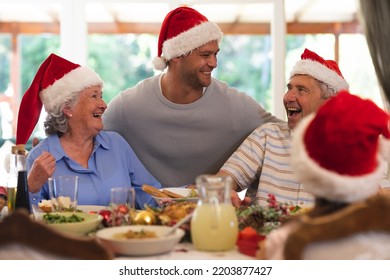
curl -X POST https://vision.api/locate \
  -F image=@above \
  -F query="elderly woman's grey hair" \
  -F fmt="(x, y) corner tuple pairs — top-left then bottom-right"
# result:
(43, 90), (81, 136)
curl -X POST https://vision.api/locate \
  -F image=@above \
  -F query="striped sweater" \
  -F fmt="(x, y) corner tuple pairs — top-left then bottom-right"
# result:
(221, 122), (314, 207)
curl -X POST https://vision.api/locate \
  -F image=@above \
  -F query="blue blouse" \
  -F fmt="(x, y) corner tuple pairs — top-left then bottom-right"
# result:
(27, 131), (161, 209)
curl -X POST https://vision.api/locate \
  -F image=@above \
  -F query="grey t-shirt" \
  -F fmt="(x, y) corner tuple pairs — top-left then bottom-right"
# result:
(103, 74), (279, 187)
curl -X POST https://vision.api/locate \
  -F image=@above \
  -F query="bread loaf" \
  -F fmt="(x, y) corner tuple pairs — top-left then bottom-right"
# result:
(162, 189), (184, 198)
(142, 184), (170, 198)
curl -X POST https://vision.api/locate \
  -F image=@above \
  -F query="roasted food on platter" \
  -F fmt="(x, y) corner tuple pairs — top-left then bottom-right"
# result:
(146, 201), (197, 242)
(146, 201), (197, 226)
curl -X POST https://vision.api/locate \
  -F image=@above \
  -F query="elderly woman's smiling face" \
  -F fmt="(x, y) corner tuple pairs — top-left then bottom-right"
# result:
(66, 85), (107, 136)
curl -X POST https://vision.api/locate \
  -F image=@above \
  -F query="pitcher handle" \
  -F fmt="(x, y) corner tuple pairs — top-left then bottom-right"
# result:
(210, 194), (220, 229)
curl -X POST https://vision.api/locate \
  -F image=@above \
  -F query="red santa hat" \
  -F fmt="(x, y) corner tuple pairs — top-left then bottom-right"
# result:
(16, 53), (103, 144)
(152, 6), (223, 70)
(292, 91), (390, 203)
(290, 48), (349, 92)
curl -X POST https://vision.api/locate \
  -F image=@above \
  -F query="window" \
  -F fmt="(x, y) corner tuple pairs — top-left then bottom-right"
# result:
(0, 33), (384, 142)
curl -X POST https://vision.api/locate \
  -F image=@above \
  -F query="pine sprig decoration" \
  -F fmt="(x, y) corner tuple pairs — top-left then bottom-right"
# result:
(237, 194), (301, 235)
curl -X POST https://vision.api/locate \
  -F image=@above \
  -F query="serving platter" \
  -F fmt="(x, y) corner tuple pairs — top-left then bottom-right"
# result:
(152, 187), (198, 205)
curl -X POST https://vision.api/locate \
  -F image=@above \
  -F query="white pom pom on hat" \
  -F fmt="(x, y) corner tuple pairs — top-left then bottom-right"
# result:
(152, 56), (168, 71)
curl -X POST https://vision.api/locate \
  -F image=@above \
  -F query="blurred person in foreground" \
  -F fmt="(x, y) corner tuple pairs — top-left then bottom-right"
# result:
(259, 91), (390, 260)
(103, 6), (280, 191)
(218, 49), (349, 208)
(16, 53), (162, 209)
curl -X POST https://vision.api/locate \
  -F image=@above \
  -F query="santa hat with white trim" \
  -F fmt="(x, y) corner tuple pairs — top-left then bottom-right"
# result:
(291, 91), (390, 203)
(152, 6), (223, 70)
(290, 48), (349, 92)
(16, 53), (103, 144)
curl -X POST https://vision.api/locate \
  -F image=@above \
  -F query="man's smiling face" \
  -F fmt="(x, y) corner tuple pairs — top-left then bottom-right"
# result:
(284, 75), (328, 129)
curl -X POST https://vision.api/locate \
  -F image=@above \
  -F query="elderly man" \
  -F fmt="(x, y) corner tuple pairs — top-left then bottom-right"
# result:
(218, 48), (349, 208)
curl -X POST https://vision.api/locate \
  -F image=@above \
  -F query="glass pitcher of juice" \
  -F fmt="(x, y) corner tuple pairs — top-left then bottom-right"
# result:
(190, 174), (238, 251)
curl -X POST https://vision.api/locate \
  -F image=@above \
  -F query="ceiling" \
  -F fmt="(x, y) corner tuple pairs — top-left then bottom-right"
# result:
(0, 0), (359, 25)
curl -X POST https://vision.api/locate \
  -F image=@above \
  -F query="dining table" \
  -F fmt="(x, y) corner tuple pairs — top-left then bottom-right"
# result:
(75, 205), (255, 260)
(87, 177), (390, 261)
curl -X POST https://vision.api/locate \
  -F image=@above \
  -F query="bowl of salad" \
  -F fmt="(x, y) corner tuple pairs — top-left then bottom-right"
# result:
(40, 212), (103, 236)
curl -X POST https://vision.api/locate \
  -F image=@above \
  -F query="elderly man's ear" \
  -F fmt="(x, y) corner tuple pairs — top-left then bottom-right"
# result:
(32, 137), (40, 148)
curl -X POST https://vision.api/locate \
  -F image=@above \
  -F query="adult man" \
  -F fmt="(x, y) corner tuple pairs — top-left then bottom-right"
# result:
(103, 6), (279, 188)
(218, 49), (349, 208)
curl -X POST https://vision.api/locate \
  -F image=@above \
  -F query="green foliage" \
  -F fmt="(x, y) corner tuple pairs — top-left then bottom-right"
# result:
(20, 35), (60, 95)
(217, 35), (273, 109)
(88, 34), (155, 104)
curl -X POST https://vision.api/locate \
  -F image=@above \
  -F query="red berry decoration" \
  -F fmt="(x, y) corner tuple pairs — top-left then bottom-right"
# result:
(98, 209), (112, 227)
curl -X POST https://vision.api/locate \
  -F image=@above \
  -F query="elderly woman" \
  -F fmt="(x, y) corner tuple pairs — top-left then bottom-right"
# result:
(17, 53), (161, 209)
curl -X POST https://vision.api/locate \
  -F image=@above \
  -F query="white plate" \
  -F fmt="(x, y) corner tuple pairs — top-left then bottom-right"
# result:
(152, 188), (198, 205)
(96, 225), (185, 256)
(40, 212), (103, 236)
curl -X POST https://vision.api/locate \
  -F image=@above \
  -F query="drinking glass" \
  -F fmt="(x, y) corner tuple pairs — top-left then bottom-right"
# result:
(110, 187), (135, 226)
(48, 176), (79, 212)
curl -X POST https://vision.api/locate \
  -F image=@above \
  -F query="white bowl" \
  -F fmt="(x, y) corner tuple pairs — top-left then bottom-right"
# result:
(95, 225), (185, 256)
(40, 212), (103, 236)
(152, 188), (198, 205)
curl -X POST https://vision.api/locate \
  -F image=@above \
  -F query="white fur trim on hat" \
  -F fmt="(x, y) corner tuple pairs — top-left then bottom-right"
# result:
(290, 60), (349, 92)
(40, 66), (103, 113)
(162, 21), (222, 61)
(291, 114), (383, 203)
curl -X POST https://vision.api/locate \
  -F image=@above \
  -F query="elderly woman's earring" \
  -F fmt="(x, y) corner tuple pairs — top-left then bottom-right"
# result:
(69, 114), (73, 117)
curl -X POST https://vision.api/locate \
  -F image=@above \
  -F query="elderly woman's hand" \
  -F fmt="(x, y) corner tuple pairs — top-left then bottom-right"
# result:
(27, 151), (56, 193)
